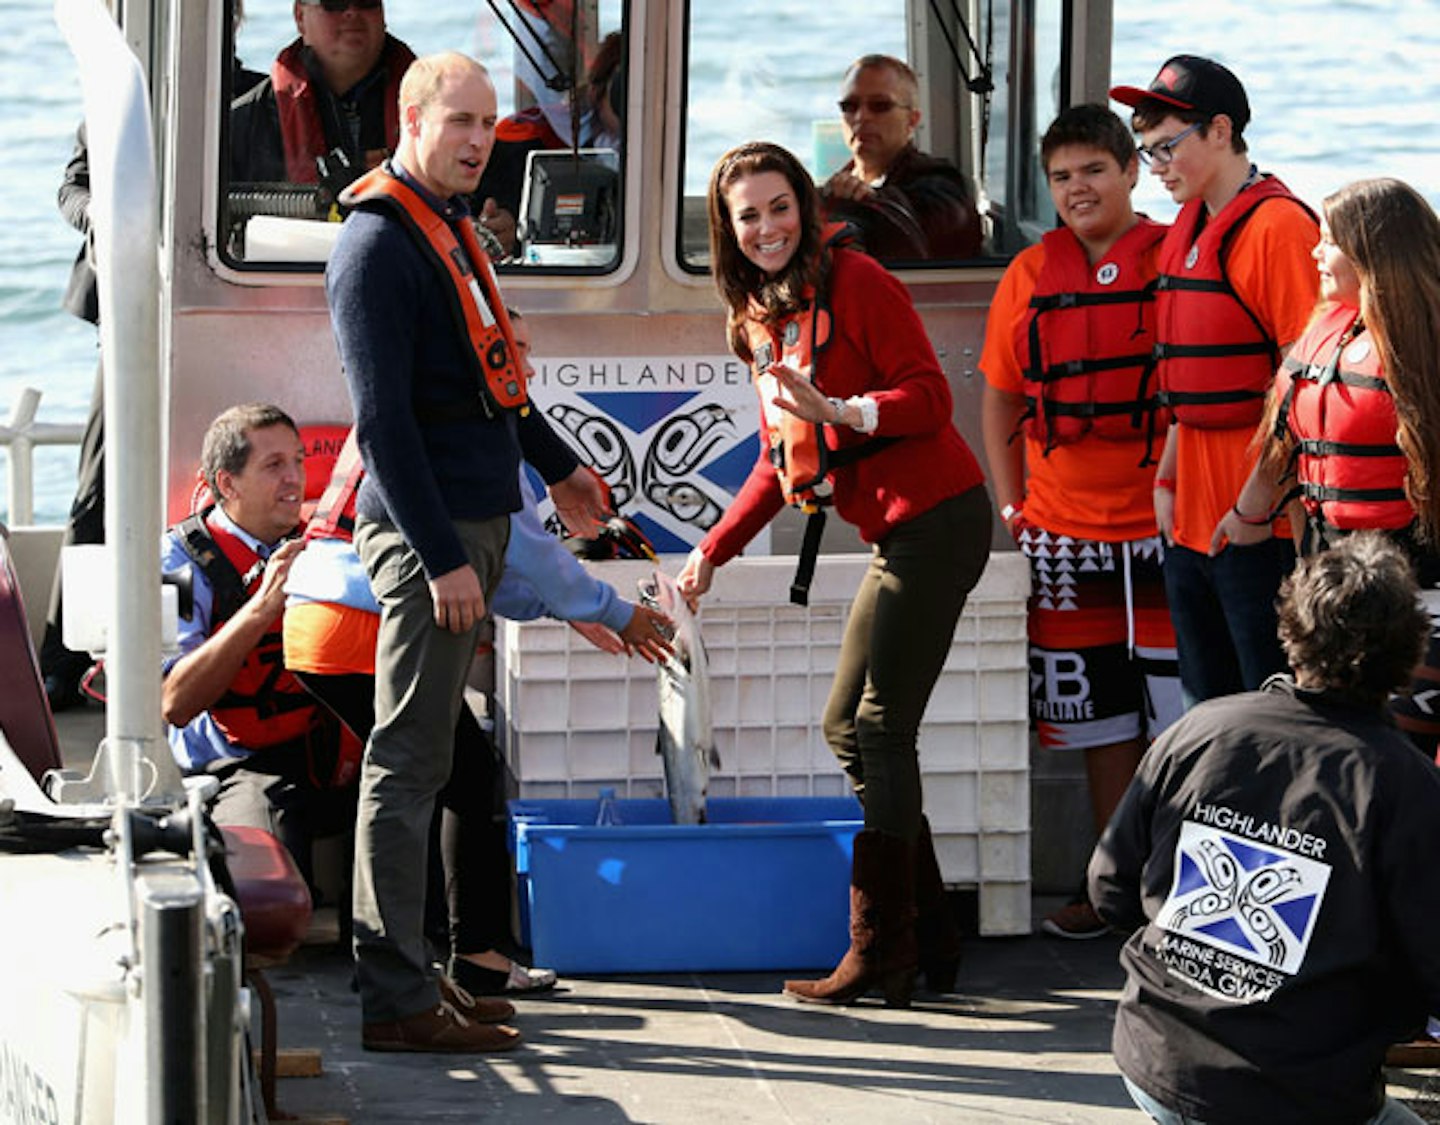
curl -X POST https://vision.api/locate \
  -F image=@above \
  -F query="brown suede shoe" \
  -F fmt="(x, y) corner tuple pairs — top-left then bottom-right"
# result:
(362, 1000), (522, 1053)
(439, 974), (515, 1023)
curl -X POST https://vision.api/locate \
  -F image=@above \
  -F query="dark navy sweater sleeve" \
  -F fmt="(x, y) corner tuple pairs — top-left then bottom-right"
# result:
(517, 407), (579, 485)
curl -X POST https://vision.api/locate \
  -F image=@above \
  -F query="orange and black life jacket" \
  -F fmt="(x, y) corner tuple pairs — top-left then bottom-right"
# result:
(1154, 176), (1314, 429)
(743, 225), (894, 512)
(1018, 218), (1166, 452)
(271, 36), (415, 184)
(343, 165), (529, 419)
(1274, 304), (1412, 533)
(175, 510), (362, 787)
(175, 510), (318, 750)
(742, 225), (895, 604)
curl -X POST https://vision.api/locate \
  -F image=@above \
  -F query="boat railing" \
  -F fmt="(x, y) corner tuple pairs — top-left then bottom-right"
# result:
(0, 387), (85, 526)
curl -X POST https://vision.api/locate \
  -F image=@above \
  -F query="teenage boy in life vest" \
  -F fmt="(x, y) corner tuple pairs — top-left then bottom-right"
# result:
(1110, 55), (1318, 708)
(161, 404), (357, 893)
(980, 104), (1182, 940)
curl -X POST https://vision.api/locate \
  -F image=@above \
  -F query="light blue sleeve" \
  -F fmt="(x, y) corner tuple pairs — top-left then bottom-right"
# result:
(159, 529), (244, 771)
(491, 469), (633, 633)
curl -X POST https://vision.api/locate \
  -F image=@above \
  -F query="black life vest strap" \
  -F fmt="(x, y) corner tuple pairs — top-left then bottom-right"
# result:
(175, 512), (250, 624)
(1284, 364), (1390, 394)
(1155, 274), (1232, 295)
(1154, 340), (1275, 361)
(791, 509), (827, 607)
(1028, 286), (1155, 313)
(1294, 438), (1404, 459)
(1030, 350), (1156, 384)
(1157, 387), (1267, 408)
(1300, 481), (1410, 504)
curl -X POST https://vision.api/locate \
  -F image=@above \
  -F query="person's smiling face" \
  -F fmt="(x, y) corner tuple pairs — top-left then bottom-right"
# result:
(218, 423), (306, 543)
(1313, 218), (1362, 308)
(724, 170), (802, 276)
(1046, 142), (1138, 254)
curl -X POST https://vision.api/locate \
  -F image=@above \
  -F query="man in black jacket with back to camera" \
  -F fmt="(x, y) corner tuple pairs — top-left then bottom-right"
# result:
(1090, 533), (1440, 1125)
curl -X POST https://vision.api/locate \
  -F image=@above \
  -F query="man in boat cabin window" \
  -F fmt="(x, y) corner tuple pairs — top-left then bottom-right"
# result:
(229, 0), (416, 192)
(160, 404), (357, 894)
(820, 53), (983, 264)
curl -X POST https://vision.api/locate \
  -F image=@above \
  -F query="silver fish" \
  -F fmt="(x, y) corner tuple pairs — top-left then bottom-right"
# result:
(638, 570), (720, 825)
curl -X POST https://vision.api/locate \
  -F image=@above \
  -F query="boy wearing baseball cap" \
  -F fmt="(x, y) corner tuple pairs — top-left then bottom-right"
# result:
(1110, 55), (1319, 708)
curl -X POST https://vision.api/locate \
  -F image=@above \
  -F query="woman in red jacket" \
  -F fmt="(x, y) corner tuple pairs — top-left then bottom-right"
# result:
(1215, 177), (1440, 756)
(677, 141), (991, 1006)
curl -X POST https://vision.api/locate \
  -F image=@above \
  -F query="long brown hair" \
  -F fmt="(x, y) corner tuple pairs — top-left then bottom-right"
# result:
(706, 142), (824, 363)
(1328, 178), (1440, 539)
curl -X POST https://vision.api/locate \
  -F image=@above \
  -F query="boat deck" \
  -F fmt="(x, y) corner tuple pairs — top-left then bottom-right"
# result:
(50, 705), (1440, 1124)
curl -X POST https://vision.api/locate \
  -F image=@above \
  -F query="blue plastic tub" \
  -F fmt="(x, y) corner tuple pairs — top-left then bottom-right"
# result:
(507, 796), (863, 973)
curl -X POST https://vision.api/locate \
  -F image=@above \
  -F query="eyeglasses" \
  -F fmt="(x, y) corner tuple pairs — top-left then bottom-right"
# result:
(837, 96), (911, 118)
(300, 0), (383, 11)
(1137, 121), (1203, 167)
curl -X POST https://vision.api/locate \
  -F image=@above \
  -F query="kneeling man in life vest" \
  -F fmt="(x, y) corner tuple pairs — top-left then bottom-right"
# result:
(161, 403), (357, 891)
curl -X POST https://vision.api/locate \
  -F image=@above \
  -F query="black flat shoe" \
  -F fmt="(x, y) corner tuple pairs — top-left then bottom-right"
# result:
(451, 957), (558, 996)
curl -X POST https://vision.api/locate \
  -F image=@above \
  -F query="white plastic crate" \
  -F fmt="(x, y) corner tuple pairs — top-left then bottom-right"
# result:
(496, 551), (1033, 934)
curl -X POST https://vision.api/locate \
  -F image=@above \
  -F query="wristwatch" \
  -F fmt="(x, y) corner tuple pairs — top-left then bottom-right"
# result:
(826, 397), (846, 424)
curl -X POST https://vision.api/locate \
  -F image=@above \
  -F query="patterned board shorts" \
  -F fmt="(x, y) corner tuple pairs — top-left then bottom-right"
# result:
(1017, 521), (1183, 750)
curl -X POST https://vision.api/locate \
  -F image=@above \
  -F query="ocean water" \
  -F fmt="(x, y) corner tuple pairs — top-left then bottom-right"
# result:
(2, 0), (1437, 522)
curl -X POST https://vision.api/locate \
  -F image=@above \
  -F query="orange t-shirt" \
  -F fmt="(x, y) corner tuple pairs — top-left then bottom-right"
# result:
(1170, 198), (1320, 552)
(980, 238), (1161, 541)
(283, 599), (378, 677)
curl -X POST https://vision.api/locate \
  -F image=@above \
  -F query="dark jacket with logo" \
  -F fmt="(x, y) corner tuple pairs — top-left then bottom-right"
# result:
(1089, 677), (1440, 1124)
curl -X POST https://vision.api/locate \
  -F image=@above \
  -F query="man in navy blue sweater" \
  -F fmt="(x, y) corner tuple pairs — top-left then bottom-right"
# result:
(326, 50), (605, 1054)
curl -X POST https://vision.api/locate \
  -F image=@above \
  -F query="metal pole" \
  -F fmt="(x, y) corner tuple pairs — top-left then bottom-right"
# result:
(55, 0), (185, 803)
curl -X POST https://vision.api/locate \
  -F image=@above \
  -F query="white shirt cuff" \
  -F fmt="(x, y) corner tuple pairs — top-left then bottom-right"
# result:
(846, 396), (879, 433)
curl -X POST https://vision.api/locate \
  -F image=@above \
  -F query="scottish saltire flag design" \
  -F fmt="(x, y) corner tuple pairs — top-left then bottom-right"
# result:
(1156, 819), (1330, 978)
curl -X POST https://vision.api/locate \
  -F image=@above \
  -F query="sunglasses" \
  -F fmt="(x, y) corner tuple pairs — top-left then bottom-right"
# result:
(300, 0), (383, 11)
(837, 96), (910, 117)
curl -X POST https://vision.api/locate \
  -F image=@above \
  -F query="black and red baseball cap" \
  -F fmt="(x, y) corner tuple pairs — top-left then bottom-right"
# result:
(1110, 55), (1250, 132)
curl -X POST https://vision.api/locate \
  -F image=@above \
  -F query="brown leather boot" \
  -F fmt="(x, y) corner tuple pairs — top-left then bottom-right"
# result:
(783, 829), (917, 1008)
(914, 816), (963, 993)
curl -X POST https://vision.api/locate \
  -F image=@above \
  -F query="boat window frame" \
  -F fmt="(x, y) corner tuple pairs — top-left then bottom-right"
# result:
(210, 0), (636, 282)
(670, 0), (1074, 277)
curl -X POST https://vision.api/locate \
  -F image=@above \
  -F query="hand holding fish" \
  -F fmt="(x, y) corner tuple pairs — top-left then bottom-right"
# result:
(676, 546), (714, 609)
(570, 619), (626, 654)
(618, 602), (673, 663)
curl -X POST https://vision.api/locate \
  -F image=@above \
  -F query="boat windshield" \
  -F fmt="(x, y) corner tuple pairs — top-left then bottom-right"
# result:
(218, 0), (1066, 274)
(221, 0), (627, 273)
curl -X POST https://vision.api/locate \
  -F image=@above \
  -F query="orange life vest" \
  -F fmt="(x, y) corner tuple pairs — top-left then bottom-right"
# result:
(271, 36), (416, 185)
(1154, 176), (1313, 429)
(1018, 218), (1166, 451)
(742, 226), (894, 512)
(343, 165), (529, 417)
(1275, 305), (1412, 533)
(741, 227), (896, 605)
(176, 512), (316, 747)
(175, 510), (362, 787)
